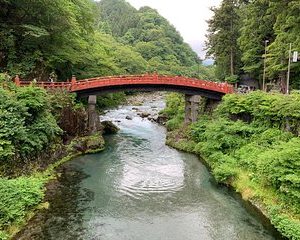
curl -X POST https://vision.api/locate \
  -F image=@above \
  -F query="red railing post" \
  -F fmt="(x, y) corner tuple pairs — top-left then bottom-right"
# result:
(14, 75), (20, 86)
(71, 75), (76, 91)
(154, 72), (159, 82)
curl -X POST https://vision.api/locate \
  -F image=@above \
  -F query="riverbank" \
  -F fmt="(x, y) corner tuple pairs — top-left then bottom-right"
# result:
(163, 92), (300, 240)
(0, 81), (107, 239)
(0, 133), (106, 240)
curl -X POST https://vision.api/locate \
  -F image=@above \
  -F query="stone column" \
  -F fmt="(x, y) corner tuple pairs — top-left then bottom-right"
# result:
(88, 95), (98, 134)
(185, 94), (192, 124)
(185, 95), (202, 123)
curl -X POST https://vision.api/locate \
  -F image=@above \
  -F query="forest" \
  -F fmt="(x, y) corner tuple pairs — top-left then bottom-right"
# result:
(0, 0), (215, 81)
(206, 0), (300, 90)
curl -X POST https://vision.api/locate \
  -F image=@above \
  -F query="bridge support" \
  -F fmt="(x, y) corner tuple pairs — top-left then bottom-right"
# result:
(185, 95), (201, 123)
(185, 95), (221, 123)
(88, 95), (99, 134)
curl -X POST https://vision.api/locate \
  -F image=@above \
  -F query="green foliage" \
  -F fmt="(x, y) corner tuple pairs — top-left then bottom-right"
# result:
(0, 0), (95, 78)
(160, 93), (185, 130)
(266, 1), (300, 88)
(166, 91), (300, 239)
(98, 0), (139, 37)
(96, 93), (126, 109)
(238, 0), (275, 80)
(206, 0), (242, 80)
(0, 85), (62, 164)
(0, 176), (46, 230)
(218, 91), (300, 133)
(213, 161), (238, 183)
(0, 230), (8, 240)
(191, 118), (260, 155)
(268, 207), (300, 240)
(162, 93), (185, 118)
(1, 0), (215, 81)
(257, 138), (300, 204)
(225, 75), (239, 84)
(209, 0), (300, 88)
(99, 0), (210, 78)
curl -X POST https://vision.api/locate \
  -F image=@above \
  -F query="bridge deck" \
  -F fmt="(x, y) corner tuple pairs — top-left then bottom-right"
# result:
(15, 74), (234, 95)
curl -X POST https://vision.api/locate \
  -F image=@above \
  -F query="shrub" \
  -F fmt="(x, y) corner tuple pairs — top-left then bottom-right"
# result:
(0, 176), (46, 229)
(0, 86), (62, 164)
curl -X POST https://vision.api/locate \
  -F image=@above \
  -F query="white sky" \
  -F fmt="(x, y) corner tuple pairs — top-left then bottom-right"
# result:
(126, 0), (222, 59)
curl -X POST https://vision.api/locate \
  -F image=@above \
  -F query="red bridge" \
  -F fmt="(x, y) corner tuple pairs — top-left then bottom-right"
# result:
(15, 74), (234, 100)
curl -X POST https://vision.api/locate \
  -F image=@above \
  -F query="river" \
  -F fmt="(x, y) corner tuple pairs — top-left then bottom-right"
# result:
(16, 93), (278, 240)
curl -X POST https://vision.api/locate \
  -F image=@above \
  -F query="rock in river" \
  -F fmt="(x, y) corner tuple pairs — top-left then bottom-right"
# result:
(101, 121), (120, 134)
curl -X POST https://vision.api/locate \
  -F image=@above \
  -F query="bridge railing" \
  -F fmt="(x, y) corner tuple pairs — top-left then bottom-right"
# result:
(15, 74), (234, 94)
(14, 75), (71, 89)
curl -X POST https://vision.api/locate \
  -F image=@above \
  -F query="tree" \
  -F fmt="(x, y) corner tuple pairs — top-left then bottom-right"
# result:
(267, 0), (300, 89)
(238, 0), (275, 83)
(206, 0), (242, 80)
(0, 0), (95, 80)
(97, 0), (139, 37)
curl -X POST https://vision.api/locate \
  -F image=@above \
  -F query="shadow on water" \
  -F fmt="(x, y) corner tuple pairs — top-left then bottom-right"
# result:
(14, 166), (93, 240)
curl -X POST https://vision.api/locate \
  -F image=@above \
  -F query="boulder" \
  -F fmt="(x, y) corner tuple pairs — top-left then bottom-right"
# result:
(69, 133), (105, 154)
(156, 114), (168, 125)
(139, 112), (151, 118)
(101, 121), (120, 134)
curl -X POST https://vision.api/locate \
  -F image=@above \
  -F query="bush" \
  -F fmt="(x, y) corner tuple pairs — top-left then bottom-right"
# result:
(268, 207), (300, 240)
(161, 93), (185, 119)
(0, 85), (62, 164)
(217, 91), (300, 132)
(213, 162), (238, 183)
(257, 138), (300, 206)
(0, 176), (46, 229)
(166, 91), (300, 239)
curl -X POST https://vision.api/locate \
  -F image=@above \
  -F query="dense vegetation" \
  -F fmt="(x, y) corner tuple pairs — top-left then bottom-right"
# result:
(0, 73), (99, 239)
(0, 74), (62, 171)
(98, 0), (214, 78)
(0, 0), (215, 81)
(206, 0), (300, 89)
(164, 92), (300, 239)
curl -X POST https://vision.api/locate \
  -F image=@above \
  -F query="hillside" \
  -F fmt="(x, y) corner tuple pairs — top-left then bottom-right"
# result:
(0, 0), (215, 81)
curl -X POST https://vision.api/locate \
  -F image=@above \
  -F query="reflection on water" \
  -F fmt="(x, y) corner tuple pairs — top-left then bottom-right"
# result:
(16, 95), (277, 240)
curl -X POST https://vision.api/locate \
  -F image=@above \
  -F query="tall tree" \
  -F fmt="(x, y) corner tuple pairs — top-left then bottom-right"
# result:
(267, 0), (300, 90)
(238, 0), (275, 84)
(206, 0), (241, 81)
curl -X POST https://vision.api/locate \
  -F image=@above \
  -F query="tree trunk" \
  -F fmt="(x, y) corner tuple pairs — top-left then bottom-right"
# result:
(230, 47), (234, 76)
(230, 17), (234, 76)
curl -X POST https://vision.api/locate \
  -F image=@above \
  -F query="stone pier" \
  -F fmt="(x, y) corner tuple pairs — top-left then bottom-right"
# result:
(185, 95), (220, 123)
(88, 95), (99, 133)
(185, 95), (201, 123)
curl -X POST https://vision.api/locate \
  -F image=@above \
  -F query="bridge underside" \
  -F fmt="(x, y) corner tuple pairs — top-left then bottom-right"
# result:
(75, 84), (225, 100)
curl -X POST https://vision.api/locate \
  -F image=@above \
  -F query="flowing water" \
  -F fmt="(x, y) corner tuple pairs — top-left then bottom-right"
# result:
(17, 94), (279, 240)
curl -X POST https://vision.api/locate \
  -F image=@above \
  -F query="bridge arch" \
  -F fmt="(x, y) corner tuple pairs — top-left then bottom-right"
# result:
(16, 74), (234, 126)
(16, 74), (233, 100)
(70, 74), (233, 100)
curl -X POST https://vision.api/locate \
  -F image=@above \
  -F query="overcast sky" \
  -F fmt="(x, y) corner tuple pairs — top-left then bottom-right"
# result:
(126, 0), (222, 59)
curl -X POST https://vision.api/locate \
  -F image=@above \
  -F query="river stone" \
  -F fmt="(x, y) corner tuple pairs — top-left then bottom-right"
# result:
(139, 112), (151, 118)
(69, 134), (105, 154)
(156, 114), (168, 125)
(101, 121), (120, 134)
